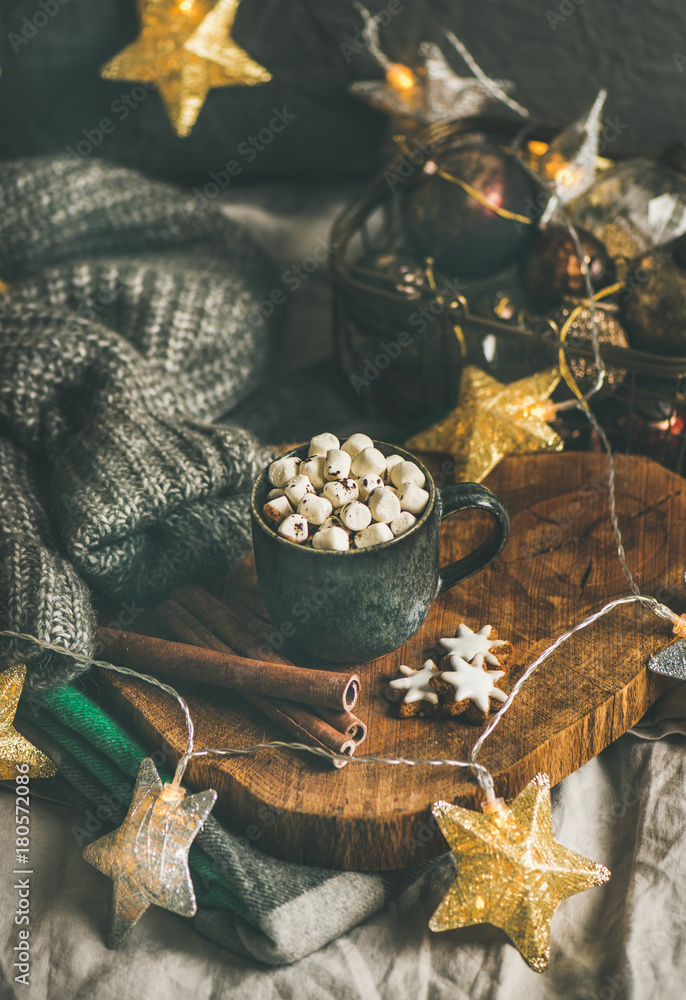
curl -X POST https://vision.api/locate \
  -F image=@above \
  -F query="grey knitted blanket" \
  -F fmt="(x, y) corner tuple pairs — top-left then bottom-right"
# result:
(0, 156), (276, 692)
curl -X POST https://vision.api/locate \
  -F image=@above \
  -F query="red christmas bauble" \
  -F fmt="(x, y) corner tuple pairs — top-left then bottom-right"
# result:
(400, 141), (537, 279)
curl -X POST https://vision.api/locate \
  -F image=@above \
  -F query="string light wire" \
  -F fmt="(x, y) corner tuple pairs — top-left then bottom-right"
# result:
(1, 128), (682, 803)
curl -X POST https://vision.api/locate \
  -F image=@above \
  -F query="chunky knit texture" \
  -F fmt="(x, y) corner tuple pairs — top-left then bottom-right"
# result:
(0, 156), (276, 693)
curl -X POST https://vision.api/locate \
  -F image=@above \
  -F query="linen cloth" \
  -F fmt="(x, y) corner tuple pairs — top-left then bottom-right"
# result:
(2, 721), (685, 999)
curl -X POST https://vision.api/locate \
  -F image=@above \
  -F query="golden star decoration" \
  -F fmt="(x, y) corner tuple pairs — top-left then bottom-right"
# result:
(101, 0), (271, 138)
(184, 0), (271, 82)
(406, 365), (563, 483)
(83, 757), (216, 947)
(0, 665), (56, 779)
(430, 774), (610, 971)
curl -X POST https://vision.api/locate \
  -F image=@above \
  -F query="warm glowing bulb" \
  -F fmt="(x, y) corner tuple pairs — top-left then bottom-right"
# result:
(529, 400), (559, 422)
(386, 63), (417, 91)
(527, 140), (549, 158)
(539, 151), (568, 183)
(556, 166), (580, 188)
(178, 0), (193, 10)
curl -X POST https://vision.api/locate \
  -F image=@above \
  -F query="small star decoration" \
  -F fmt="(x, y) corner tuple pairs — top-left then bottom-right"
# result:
(406, 365), (563, 483)
(184, 0), (271, 82)
(83, 757), (216, 947)
(350, 42), (513, 125)
(101, 0), (271, 138)
(430, 773), (610, 970)
(0, 665), (56, 779)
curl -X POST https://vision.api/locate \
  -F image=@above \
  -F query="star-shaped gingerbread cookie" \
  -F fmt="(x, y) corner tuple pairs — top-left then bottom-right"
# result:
(387, 659), (440, 717)
(438, 623), (512, 670)
(431, 652), (507, 723)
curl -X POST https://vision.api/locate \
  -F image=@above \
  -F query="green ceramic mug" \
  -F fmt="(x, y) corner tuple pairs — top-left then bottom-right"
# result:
(250, 441), (509, 663)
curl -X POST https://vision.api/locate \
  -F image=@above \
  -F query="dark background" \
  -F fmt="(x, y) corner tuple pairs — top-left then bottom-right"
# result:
(1, 0), (685, 183)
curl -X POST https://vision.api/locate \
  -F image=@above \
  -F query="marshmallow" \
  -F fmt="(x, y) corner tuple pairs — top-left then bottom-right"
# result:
(299, 455), (326, 491)
(354, 522), (393, 548)
(367, 486), (401, 524)
(397, 482), (430, 515)
(383, 454), (405, 484)
(351, 447), (386, 478)
(265, 434), (430, 550)
(298, 493), (333, 525)
(309, 432), (340, 457)
(341, 433), (374, 459)
(284, 474), (314, 506)
(312, 526), (350, 551)
(357, 473), (384, 501)
(390, 511), (417, 536)
(322, 477), (359, 508)
(391, 460), (425, 489)
(324, 448), (352, 481)
(278, 513), (309, 544)
(268, 455), (301, 488)
(339, 500), (372, 532)
(262, 495), (292, 528)
(320, 514), (350, 533)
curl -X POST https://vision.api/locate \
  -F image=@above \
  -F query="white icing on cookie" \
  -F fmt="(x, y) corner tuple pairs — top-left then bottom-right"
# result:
(388, 659), (439, 705)
(438, 624), (508, 666)
(441, 653), (506, 713)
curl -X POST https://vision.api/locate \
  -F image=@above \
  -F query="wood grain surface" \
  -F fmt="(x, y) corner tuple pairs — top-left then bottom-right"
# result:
(98, 453), (682, 870)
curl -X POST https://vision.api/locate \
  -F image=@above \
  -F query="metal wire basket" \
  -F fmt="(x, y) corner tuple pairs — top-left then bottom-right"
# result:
(330, 116), (686, 474)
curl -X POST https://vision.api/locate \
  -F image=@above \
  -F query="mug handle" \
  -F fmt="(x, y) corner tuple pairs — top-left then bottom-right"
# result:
(436, 483), (510, 595)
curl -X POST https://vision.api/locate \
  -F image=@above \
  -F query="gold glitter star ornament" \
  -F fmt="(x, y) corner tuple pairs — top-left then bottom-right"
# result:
(185, 0), (272, 83)
(406, 365), (563, 482)
(83, 757), (217, 947)
(0, 665), (56, 779)
(101, 0), (271, 138)
(430, 774), (610, 971)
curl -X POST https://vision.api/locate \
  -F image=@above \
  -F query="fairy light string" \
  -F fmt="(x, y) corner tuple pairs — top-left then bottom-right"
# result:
(442, 28), (531, 120)
(352, 2), (393, 71)
(2, 155), (683, 806)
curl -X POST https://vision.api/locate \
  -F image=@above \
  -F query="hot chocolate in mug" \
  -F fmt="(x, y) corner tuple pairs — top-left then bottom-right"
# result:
(251, 442), (510, 663)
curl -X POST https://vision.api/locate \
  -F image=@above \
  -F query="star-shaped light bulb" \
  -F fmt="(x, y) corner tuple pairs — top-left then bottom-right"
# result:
(406, 365), (563, 483)
(101, 0), (271, 138)
(430, 774), (611, 970)
(351, 42), (513, 125)
(537, 88), (607, 225)
(184, 0), (272, 83)
(385, 63), (418, 92)
(348, 4), (521, 128)
(83, 757), (216, 947)
(0, 665), (56, 779)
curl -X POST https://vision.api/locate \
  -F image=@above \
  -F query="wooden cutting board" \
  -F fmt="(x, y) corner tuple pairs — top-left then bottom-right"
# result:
(99, 453), (683, 870)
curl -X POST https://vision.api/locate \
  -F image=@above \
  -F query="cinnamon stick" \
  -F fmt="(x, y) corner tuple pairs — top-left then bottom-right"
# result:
(95, 627), (359, 712)
(172, 585), (368, 744)
(315, 707), (367, 744)
(153, 599), (355, 767)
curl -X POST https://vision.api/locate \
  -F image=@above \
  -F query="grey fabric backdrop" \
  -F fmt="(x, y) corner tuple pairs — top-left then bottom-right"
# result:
(1, 0), (685, 182)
